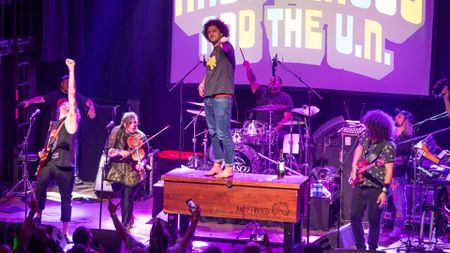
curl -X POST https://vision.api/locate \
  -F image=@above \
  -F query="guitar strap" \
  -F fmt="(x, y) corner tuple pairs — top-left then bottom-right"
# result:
(46, 118), (66, 154)
(363, 140), (387, 187)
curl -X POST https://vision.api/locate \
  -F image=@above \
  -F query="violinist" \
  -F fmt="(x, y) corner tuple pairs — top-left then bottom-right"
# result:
(105, 112), (149, 232)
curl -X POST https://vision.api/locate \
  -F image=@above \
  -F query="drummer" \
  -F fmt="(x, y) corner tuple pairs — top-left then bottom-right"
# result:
(243, 60), (293, 148)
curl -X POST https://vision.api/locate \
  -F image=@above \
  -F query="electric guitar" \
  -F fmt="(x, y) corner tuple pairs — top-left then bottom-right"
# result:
(36, 120), (65, 179)
(348, 158), (384, 186)
(35, 122), (53, 179)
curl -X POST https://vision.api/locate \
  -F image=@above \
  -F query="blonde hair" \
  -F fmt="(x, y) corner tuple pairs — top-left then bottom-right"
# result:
(120, 112), (138, 128)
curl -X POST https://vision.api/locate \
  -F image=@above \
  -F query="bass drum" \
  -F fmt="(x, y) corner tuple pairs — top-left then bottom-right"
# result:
(209, 144), (260, 173)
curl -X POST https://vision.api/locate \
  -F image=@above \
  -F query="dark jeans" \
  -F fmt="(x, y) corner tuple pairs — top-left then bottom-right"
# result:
(204, 97), (234, 166)
(112, 183), (138, 227)
(36, 161), (75, 222)
(350, 187), (383, 250)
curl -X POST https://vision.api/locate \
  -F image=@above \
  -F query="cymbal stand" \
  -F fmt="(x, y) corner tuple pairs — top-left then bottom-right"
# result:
(185, 108), (204, 169)
(268, 109), (274, 163)
(169, 59), (204, 166)
(6, 115), (38, 219)
(285, 119), (298, 172)
(276, 60), (323, 244)
(200, 129), (209, 170)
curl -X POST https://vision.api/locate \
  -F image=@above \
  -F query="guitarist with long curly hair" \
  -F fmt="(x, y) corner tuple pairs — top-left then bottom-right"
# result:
(350, 110), (395, 250)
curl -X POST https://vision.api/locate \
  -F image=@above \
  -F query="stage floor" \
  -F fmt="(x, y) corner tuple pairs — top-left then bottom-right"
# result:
(0, 182), (448, 252)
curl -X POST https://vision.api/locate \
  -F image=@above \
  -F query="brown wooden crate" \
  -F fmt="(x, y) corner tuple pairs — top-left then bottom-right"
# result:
(162, 168), (307, 223)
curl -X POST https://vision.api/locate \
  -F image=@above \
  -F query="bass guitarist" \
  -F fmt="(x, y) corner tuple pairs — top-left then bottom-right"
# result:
(35, 58), (80, 243)
(350, 110), (395, 250)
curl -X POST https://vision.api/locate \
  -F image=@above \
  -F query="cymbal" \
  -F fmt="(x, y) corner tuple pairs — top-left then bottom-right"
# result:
(252, 104), (288, 111)
(186, 109), (241, 124)
(187, 101), (204, 107)
(291, 105), (320, 116)
(281, 121), (305, 126)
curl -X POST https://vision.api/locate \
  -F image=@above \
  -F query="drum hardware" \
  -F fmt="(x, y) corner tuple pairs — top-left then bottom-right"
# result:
(282, 119), (305, 171)
(257, 152), (303, 176)
(276, 60), (323, 244)
(252, 104), (288, 111)
(185, 109), (204, 169)
(186, 109), (241, 124)
(291, 105), (320, 117)
(170, 59), (204, 167)
(186, 101), (204, 107)
(198, 129), (210, 170)
(251, 104), (287, 170)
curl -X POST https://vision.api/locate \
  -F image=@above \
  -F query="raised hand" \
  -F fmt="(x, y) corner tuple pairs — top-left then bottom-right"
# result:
(65, 58), (76, 72)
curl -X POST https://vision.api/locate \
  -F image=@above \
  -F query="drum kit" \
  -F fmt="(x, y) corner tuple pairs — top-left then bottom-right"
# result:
(185, 101), (320, 175)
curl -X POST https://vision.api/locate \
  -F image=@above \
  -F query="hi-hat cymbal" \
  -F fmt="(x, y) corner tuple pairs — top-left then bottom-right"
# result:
(252, 104), (288, 111)
(186, 109), (241, 124)
(281, 121), (305, 126)
(187, 101), (204, 107)
(291, 105), (320, 116)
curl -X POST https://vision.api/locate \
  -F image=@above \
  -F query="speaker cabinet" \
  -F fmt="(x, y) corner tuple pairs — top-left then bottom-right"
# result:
(78, 105), (118, 182)
(340, 133), (360, 222)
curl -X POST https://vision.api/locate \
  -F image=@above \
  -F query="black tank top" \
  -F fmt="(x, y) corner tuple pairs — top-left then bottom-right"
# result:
(51, 120), (78, 168)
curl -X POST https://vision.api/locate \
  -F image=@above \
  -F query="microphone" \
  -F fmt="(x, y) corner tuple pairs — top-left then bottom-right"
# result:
(271, 54), (278, 77)
(30, 109), (40, 119)
(202, 55), (206, 67)
(106, 121), (115, 130)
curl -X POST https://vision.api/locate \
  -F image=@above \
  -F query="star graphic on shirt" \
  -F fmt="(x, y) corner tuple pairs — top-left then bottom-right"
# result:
(207, 55), (216, 70)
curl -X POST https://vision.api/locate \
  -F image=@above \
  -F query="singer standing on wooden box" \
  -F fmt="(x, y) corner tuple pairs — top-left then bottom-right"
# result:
(198, 18), (236, 179)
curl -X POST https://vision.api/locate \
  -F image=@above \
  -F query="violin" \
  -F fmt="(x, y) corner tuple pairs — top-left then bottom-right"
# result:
(127, 133), (147, 162)
(127, 133), (148, 182)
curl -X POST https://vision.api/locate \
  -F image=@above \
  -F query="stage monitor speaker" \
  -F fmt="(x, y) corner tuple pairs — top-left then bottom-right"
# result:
(313, 223), (355, 252)
(335, 250), (386, 253)
(90, 229), (123, 253)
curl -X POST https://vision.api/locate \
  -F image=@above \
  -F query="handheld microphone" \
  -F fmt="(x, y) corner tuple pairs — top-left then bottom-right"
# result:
(30, 109), (40, 119)
(271, 54), (278, 77)
(106, 121), (115, 130)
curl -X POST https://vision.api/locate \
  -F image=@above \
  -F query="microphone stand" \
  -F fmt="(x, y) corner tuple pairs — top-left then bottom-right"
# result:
(277, 60), (323, 243)
(7, 115), (38, 219)
(169, 60), (204, 166)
